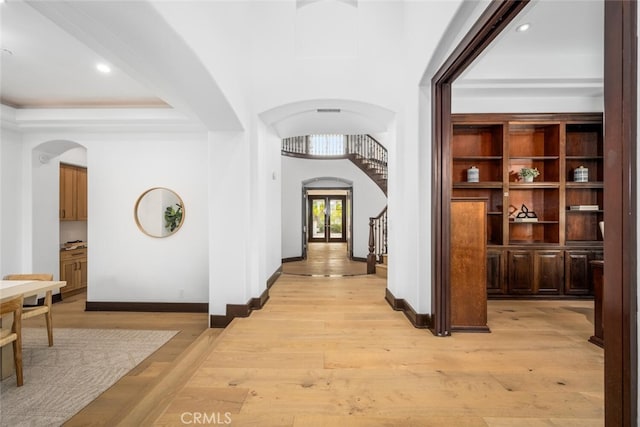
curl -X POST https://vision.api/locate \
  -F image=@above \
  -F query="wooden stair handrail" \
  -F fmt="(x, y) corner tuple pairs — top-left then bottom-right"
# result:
(367, 205), (388, 274)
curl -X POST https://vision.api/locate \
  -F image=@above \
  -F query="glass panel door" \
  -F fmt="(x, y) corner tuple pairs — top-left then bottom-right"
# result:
(308, 195), (347, 242)
(309, 197), (327, 242)
(328, 197), (346, 242)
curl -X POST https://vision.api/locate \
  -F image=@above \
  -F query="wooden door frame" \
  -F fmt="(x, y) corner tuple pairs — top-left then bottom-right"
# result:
(431, 1), (637, 426)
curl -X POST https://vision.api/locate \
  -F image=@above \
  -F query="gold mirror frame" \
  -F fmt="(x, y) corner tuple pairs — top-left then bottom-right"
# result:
(134, 187), (185, 238)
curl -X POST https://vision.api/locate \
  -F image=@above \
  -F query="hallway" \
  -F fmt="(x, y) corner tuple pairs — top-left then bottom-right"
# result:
(281, 242), (367, 276)
(145, 274), (603, 426)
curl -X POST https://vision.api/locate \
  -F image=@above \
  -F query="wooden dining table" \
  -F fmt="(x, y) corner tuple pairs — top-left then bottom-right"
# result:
(0, 280), (66, 379)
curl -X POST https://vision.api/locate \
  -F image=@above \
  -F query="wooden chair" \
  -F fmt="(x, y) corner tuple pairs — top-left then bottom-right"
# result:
(0, 295), (24, 386)
(3, 274), (54, 347)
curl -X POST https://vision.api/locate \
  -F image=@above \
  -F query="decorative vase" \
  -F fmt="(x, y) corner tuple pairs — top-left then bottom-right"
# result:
(467, 166), (479, 182)
(523, 175), (534, 183)
(574, 165), (589, 182)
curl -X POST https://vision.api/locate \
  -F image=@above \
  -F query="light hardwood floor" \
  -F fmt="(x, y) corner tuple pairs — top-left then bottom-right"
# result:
(21, 292), (211, 426)
(147, 275), (602, 426)
(24, 271), (603, 426)
(282, 242), (367, 276)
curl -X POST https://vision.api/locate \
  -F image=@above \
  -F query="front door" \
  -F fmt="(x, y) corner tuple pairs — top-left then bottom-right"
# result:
(308, 196), (346, 242)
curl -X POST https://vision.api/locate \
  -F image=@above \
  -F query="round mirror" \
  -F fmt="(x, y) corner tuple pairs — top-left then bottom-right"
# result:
(134, 187), (185, 238)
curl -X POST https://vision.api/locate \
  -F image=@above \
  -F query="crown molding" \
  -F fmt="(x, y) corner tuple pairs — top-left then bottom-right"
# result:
(1, 104), (207, 133)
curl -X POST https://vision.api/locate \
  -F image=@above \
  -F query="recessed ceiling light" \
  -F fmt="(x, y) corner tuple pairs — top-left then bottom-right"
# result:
(96, 62), (112, 74)
(516, 23), (531, 32)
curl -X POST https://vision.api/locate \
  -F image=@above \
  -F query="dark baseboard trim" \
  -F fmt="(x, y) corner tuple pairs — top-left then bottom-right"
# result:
(85, 301), (208, 313)
(210, 288), (269, 328)
(451, 325), (491, 333)
(210, 266), (281, 328)
(282, 256), (303, 263)
(34, 293), (63, 306)
(267, 265), (283, 289)
(352, 257), (367, 263)
(385, 288), (431, 329)
(62, 287), (86, 299)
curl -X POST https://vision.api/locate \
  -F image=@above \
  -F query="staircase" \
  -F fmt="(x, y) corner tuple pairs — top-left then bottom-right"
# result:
(375, 254), (388, 278)
(281, 134), (387, 195)
(347, 153), (387, 195)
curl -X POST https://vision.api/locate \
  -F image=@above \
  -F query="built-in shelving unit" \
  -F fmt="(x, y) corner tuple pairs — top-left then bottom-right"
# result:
(451, 113), (603, 298)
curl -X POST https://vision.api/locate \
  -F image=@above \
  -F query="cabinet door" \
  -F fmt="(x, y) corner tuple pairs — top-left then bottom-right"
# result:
(565, 250), (591, 295)
(487, 249), (505, 295)
(60, 166), (76, 220)
(78, 258), (88, 288)
(535, 250), (564, 294)
(507, 250), (534, 294)
(76, 168), (88, 221)
(60, 259), (78, 292)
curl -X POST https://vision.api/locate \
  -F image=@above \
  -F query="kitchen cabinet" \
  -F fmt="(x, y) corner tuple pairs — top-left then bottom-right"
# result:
(60, 248), (87, 297)
(60, 164), (87, 221)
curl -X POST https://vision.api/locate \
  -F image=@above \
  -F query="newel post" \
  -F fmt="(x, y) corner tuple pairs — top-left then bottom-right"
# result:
(367, 217), (376, 274)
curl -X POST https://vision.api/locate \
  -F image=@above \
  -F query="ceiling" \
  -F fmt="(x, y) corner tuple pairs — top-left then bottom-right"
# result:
(0, 1), (166, 108)
(1, 1), (603, 113)
(455, 0), (603, 97)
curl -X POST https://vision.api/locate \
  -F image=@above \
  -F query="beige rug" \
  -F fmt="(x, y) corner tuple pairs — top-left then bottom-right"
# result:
(0, 327), (177, 426)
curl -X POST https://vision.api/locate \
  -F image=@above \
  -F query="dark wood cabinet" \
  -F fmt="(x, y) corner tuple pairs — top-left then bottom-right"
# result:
(565, 250), (592, 295)
(589, 260), (604, 347)
(486, 249), (506, 295)
(452, 113), (603, 298)
(534, 250), (563, 295)
(450, 198), (489, 332)
(507, 250), (534, 294)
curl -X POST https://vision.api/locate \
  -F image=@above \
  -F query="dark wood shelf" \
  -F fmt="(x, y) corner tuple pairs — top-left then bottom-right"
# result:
(566, 240), (604, 246)
(452, 156), (503, 160)
(509, 156), (560, 161)
(453, 181), (503, 189)
(452, 113), (603, 298)
(566, 209), (604, 214)
(509, 182), (560, 189)
(509, 220), (559, 224)
(565, 182), (604, 188)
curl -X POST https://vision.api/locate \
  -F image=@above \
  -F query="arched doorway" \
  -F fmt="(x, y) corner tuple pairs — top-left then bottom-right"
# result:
(32, 140), (88, 299)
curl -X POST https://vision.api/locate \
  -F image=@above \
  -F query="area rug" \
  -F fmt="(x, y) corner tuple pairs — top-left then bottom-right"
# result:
(0, 327), (178, 427)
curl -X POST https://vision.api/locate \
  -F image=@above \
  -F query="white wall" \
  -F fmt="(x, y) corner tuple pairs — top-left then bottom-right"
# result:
(208, 131), (250, 315)
(258, 120), (282, 281)
(281, 156), (386, 260)
(31, 152), (60, 280)
(0, 128), (24, 277)
(23, 131), (210, 303)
